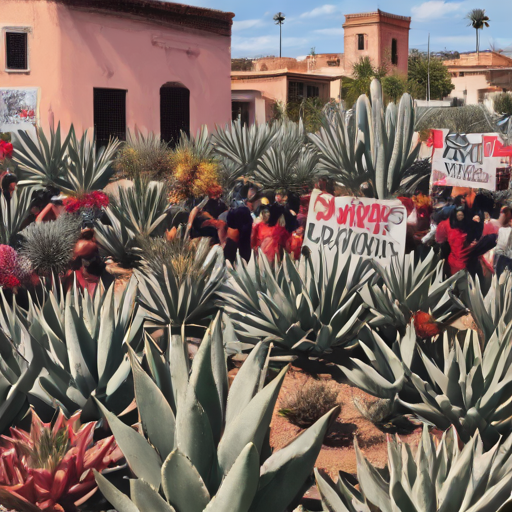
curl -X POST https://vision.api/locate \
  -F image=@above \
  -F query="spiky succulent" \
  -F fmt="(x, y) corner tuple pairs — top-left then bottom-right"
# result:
(0, 186), (33, 246)
(0, 409), (122, 512)
(0, 278), (144, 419)
(94, 313), (339, 512)
(363, 249), (465, 341)
(316, 425), (512, 512)
(135, 240), (225, 331)
(309, 79), (421, 198)
(219, 249), (373, 360)
(18, 213), (82, 276)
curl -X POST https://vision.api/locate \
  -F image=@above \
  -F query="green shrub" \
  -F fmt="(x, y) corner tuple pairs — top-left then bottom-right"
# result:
(494, 92), (512, 116)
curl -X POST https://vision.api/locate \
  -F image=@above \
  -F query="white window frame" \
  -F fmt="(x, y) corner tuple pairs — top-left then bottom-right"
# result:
(3, 26), (32, 73)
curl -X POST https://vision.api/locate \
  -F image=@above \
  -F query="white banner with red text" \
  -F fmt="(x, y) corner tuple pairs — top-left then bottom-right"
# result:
(303, 190), (407, 271)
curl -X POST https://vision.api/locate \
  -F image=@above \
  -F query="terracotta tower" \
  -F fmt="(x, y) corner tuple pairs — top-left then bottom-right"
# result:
(343, 10), (411, 75)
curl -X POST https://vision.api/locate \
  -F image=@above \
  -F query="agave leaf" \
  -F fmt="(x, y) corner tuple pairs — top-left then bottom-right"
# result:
(96, 400), (162, 490)
(129, 347), (175, 461)
(130, 478), (176, 512)
(93, 470), (140, 512)
(175, 387), (215, 487)
(204, 443), (260, 512)
(188, 325), (223, 445)
(250, 407), (339, 512)
(217, 366), (288, 477)
(161, 449), (210, 512)
(225, 341), (270, 426)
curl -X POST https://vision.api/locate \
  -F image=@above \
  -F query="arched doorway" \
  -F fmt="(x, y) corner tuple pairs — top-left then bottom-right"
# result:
(160, 82), (190, 147)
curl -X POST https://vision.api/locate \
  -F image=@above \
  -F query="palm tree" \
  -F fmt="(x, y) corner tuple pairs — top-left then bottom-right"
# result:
(273, 12), (285, 58)
(466, 9), (490, 58)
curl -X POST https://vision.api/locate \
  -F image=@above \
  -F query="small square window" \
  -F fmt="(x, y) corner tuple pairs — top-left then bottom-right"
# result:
(357, 34), (365, 51)
(6, 32), (28, 70)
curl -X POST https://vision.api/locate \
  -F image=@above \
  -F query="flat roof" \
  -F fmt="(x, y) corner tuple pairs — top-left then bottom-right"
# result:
(345, 9), (410, 22)
(231, 70), (344, 82)
(53, 0), (234, 36)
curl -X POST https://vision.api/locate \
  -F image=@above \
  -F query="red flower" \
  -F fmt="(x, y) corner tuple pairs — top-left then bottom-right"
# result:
(28, 110), (35, 118)
(413, 311), (441, 338)
(0, 140), (13, 160)
(0, 409), (122, 512)
(63, 192), (109, 213)
(20, 109), (28, 119)
(0, 245), (21, 289)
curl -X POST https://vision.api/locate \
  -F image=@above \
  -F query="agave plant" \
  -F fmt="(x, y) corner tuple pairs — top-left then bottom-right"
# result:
(106, 176), (169, 238)
(362, 249), (465, 339)
(212, 119), (278, 190)
(94, 209), (140, 268)
(218, 249), (373, 360)
(399, 325), (512, 447)
(315, 425), (512, 512)
(0, 408), (122, 512)
(0, 186), (33, 246)
(175, 126), (213, 160)
(465, 271), (512, 341)
(94, 314), (339, 512)
(254, 120), (320, 193)
(58, 128), (120, 195)
(0, 278), (144, 418)
(0, 317), (45, 434)
(308, 79), (421, 199)
(13, 123), (72, 188)
(135, 239), (225, 331)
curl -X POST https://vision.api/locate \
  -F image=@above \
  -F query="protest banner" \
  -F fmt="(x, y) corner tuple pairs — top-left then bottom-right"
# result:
(303, 190), (407, 270)
(430, 129), (512, 191)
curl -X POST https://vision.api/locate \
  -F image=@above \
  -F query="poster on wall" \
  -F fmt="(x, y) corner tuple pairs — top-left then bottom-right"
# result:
(303, 189), (407, 271)
(431, 129), (512, 191)
(0, 88), (38, 136)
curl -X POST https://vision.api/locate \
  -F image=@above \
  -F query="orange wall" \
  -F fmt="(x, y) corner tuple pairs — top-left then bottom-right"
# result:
(1, 0), (231, 135)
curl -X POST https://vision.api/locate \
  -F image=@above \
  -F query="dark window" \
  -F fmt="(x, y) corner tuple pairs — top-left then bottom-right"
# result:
(391, 38), (398, 65)
(160, 83), (190, 147)
(232, 102), (250, 126)
(288, 81), (304, 101)
(459, 72), (465, 77)
(93, 88), (126, 148)
(358, 34), (365, 51)
(6, 32), (28, 70)
(307, 85), (319, 98)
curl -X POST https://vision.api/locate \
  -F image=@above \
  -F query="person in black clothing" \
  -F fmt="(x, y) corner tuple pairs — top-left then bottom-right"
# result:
(1, 173), (18, 201)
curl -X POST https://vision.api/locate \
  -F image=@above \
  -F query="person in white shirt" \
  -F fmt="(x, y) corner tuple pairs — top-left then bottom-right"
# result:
(494, 207), (512, 277)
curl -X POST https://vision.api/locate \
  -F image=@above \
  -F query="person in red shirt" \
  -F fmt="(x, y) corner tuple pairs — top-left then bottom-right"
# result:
(251, 208), (288, 263)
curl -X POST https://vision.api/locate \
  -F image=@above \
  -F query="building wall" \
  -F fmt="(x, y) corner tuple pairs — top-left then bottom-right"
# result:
(449, 74), (500, 105)
(343, 12), (410, 76)
(1, 0), (232, 135)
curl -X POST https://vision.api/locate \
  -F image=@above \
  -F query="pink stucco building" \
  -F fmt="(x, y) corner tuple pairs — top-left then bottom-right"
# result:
(1, 0), (234, 145)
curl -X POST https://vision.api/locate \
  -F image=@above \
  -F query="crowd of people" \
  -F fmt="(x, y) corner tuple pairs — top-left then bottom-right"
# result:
(181, 183), (309, 264)
(401, 186), (512, 286)
(4, 161), (512, 290)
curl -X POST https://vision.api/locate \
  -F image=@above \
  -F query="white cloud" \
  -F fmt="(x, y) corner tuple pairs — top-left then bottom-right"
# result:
(232, 19), (264, 32)
(300, 4), (338, 18)
(431, 35), (476, 44)
(411, 1), (464, 22)
(313, 28), (344, 36)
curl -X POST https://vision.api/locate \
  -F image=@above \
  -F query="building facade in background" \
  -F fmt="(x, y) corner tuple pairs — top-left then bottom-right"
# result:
(1, 0), (234, 145)
(443, 51), (512, 105)
(231, 9), (411, 125)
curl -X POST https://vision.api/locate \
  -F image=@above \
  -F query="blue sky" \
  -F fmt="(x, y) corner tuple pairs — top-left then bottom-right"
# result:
(181, 0), (512, 58)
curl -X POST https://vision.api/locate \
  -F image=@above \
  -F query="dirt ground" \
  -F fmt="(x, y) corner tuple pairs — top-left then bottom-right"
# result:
(269, 367), (423, 479)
